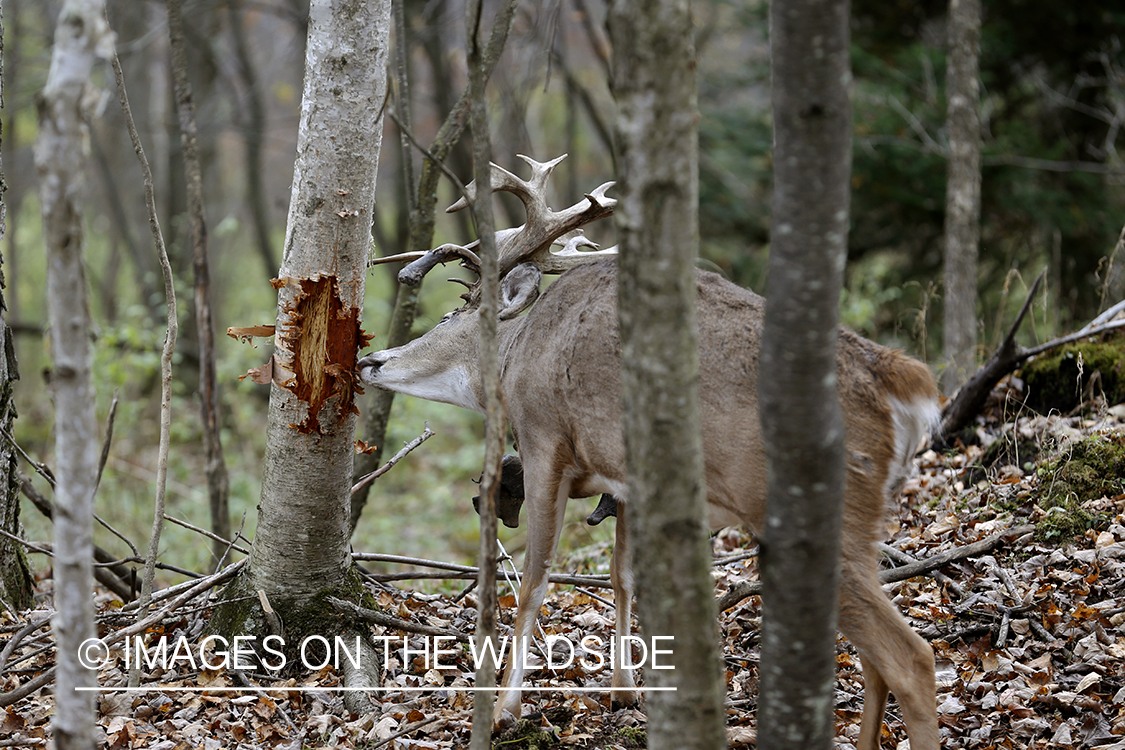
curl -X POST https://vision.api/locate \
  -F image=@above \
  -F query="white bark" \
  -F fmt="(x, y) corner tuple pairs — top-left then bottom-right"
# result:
(34, 2), (113, 748)
(248, 0), (390, 600)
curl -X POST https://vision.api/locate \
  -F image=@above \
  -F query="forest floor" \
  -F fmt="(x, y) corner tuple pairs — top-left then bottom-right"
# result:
(2, 383), (1125, 749)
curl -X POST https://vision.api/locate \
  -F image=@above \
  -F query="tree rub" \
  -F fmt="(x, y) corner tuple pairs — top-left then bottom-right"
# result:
(276, 275), (371, 434)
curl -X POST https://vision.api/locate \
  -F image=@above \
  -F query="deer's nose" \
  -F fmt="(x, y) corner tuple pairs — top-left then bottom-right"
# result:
(356, 353), (386, 384)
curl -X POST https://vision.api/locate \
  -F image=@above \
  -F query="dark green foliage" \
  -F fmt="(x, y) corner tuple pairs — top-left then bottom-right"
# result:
(697, 0), (1125, 346)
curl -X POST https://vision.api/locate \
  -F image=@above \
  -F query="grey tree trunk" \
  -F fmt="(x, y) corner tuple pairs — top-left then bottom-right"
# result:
(465, 2), (502, 743)
(166, 0), (231, 568)
(757, 0), (852, 748)
(35, 2), (113, 748)
(247, 0), (389, 609)
(608, 2), (726, 748)
(941, 0), (982, 395)
(0, 0), (34, 612)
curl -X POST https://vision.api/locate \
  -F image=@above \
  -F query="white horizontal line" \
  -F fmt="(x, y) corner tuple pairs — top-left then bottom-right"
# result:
(75, 686), (676, 693)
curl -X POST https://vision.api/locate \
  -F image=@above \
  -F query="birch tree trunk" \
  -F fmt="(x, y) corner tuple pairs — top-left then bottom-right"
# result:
(608, 2), (726, 748)
(0, 1), (34, 612)
(35, 2), (113, 748)
(941, 0), (982, 395)
(757, 0), (852, 747)
(242, 0), (389, 628)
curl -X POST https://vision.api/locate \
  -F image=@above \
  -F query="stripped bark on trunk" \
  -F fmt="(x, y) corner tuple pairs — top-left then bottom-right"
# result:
(247, 0), (389, 608)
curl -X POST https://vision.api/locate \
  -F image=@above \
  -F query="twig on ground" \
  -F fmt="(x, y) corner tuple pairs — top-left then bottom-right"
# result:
(0, 667), (55, 708)
(877, 525), (1036, 584)
(370, 714), (449, 749)
(0, 616), (52, 674)
(879, 542), (965, 598)
(719, 524), (1036, 611)
(326, 596), (470, 643)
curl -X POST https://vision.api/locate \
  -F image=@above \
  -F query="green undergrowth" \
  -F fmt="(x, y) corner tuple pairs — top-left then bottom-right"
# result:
(1034, 432), (1124, 542)
(1021, 337), (1125, 415)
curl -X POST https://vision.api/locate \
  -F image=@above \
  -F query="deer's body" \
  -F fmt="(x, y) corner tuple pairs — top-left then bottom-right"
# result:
(360, 261), (940, 749)
(357, 156), (941, 750)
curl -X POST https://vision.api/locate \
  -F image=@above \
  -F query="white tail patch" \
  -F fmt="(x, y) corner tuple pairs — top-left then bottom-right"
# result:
(885, 395), (942, 499)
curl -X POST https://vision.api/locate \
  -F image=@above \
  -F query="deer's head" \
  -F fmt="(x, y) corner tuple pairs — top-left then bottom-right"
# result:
(357, 155), (617, 411)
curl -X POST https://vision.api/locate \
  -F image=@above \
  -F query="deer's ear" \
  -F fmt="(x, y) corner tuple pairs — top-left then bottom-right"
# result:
(499, 263), (542, 320)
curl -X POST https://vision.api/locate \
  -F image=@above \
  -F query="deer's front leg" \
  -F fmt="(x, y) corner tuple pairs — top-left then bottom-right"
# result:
(493, 474), (572, 729)
(609, 499), (639, 708)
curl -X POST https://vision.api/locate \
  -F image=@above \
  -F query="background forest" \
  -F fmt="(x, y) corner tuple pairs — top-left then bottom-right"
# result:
(5, 0), (1125, 580)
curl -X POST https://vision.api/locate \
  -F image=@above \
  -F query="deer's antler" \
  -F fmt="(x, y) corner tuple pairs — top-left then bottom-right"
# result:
(397, 155), (617, 301)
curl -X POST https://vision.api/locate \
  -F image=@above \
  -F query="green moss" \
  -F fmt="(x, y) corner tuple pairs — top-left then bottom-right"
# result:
(494, 718), (560, 749)
(617, 726), (648, 748)
(1021, 337), (1125, 414)
(1034, 433), (1123, 541)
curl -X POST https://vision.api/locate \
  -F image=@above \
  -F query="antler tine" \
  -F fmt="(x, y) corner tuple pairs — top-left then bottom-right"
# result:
(446, 154), (567, 215)
(529, 229), (619, 275)
(414, 155), (616, 307)
(496, 178), (618, 277)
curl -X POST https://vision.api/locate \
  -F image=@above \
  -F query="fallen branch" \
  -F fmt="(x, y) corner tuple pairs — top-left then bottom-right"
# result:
(878, 542), (964, 598)
(717, 524), (1036, 611)
(370, 715), (449, 749)
(937, 272), (1125, 444)
(361, 568), (613, 589)
(0, 616), (52, 675)
(326, 596), (470, 643)
(878, 525), (1036, 584)
(0, 668), (55, 708)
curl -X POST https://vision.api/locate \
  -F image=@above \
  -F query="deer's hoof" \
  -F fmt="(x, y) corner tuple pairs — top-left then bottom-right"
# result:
(492, 706), (518, 732)
(610, 691), (639, 711)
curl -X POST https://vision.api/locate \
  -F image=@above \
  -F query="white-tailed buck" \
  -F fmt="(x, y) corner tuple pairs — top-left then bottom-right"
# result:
(357, 155), (941, 750)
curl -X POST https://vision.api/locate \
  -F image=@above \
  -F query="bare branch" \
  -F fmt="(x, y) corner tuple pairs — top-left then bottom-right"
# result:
(350, 423), (435, 495)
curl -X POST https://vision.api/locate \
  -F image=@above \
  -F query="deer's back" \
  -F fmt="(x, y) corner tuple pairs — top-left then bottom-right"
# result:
(501, 261), (936, 537)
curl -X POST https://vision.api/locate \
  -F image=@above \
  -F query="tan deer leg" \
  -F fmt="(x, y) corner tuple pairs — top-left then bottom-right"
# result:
(838, 567), (939, 750)
(609, 500), (638, 708)
(493, 474), (572, 728)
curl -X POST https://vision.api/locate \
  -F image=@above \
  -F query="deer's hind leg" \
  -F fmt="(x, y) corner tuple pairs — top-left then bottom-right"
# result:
(837, 562), (939, 750)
